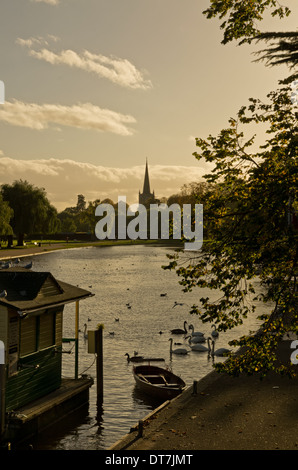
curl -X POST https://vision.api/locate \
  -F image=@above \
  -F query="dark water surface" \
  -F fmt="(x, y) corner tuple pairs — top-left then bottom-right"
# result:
(18, 245), (270, 450)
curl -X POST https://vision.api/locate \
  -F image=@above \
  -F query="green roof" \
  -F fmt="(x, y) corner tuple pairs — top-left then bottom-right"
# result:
(0, 268), (93, 314)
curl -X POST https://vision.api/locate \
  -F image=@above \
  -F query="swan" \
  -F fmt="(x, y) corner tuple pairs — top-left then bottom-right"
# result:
(211, 324), (219, 337)
(189, 324), (204, 336)
(211, 340), (230, 357)
(188, 334), (206, 343)
(169, 338), (189, 355)
(125, 353), (144, 362)
(189, 337), (211, 352)
(170, 320), (188, 335)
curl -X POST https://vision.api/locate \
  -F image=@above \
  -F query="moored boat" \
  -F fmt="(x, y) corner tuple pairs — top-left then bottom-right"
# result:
(132, 364), (186, 400)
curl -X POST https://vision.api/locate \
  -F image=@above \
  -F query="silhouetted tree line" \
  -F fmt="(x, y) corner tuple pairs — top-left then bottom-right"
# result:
(0, 180), (213, 247)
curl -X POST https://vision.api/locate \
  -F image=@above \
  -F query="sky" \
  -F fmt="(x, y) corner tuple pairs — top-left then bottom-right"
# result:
(0, 0), (297, 211)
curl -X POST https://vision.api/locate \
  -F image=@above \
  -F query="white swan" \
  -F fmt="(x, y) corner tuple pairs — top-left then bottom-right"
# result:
(189, 324), (204, 336)
(170, 320), (188, 335)
(188, 334), (206, 344)
(211, 324), (219, 337)
(211, 339), (230, 357)
(189, 337), (211, 352)
(169, 338), (189, 355)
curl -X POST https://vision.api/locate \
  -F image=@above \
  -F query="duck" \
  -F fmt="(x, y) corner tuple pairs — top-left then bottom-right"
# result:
(169, 338), (189, 355)
(170, 320), (188, 335)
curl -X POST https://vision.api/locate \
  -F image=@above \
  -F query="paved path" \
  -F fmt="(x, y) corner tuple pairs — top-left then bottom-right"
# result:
(111, 342), (298, 451)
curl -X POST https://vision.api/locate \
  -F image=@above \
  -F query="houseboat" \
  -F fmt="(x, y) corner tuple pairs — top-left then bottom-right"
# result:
(0, 266), (94, 448)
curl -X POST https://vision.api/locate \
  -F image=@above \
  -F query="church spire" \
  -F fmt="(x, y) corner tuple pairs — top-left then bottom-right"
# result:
(142, 158), (151, 194)
(139, 159), (155, 205)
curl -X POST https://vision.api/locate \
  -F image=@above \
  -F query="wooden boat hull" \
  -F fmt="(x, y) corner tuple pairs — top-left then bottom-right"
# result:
(133, 365), (186, 400)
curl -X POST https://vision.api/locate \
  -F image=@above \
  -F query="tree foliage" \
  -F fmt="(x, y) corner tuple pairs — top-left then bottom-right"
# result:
(58, 195), (102, 233)
(165, 83), (297, 377)
(1, 180), (60, 246)
(203, 0), (292, 45)
(254, 31), (298, 69)
(0, 194), (13, 236)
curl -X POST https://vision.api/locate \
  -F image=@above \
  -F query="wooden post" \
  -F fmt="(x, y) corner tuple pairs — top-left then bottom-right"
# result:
(95, 324), (104, 404)
(0, 341), (5, 438)
(75, 301), (79, 379)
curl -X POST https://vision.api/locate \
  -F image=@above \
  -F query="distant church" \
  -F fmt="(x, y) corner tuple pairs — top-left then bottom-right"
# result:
(139, 159), (157, 205)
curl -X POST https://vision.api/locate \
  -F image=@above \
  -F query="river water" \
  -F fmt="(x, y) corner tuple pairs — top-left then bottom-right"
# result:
(18, 244), (272, 450)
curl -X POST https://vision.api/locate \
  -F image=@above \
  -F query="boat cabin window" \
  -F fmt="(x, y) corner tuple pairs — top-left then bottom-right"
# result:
(19, 309), (62, 357)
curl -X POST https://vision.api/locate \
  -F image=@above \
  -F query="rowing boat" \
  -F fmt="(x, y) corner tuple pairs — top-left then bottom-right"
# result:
(132, 364), (186, 400)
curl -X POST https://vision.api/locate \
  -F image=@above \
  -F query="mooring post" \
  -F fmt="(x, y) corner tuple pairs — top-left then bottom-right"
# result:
(95, 324), (104, 404)
(0, 341), (6, 439)
(75, 301), (79, 379)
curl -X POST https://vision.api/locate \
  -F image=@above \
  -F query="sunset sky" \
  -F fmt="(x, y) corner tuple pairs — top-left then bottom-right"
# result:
(0, 0), (297, 211)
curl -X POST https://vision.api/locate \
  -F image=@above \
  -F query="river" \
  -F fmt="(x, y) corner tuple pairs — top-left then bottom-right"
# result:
(17, 244), (271, 450)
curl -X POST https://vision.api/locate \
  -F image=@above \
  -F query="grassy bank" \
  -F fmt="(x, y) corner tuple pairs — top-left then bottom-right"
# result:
(0, 238), (183, 258)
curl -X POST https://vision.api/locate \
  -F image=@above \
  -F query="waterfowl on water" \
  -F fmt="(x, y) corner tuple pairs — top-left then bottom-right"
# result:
(211, 340), (230, 357)
(169, 338), (189, 355)
(189, 324), (204, 337)
(170, 320), (188, 335)
(189, 337), (211, 352)
(125, 353), (144, 362)
(211, 324), (219, 337)
(188, 334), (206, 344)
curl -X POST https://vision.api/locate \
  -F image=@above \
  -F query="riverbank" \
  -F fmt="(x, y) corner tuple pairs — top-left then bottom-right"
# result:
(0, 239), (182, 261)
(110, 340), (298, 451)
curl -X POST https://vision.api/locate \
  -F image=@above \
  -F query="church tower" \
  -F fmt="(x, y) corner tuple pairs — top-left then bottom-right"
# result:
(139, 159), (155, 205)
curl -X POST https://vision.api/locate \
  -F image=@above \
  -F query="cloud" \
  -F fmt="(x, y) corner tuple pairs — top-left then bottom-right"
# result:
(0, 157), (210, 211)
(16, 35), (59, 48)
(17, 37), (152, 90)
(0, 100), (136, 135)
(30, 0), (60, 4)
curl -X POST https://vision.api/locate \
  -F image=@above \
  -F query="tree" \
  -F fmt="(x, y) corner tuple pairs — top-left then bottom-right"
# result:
(163, 0), (298, 378)
(76, 194), (86, 212)
(0, 194), (13, 237)
(78, 199), (101, 233)
(1, 180), (60, 246)
(203, 1), (292, 45)
(166, 82), (297, 377)
(254, 31), (298, 69)
(253, 31), (298, 84)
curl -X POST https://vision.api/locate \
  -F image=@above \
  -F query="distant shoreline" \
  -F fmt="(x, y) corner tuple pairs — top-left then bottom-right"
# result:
(0, 239), (183, 261)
